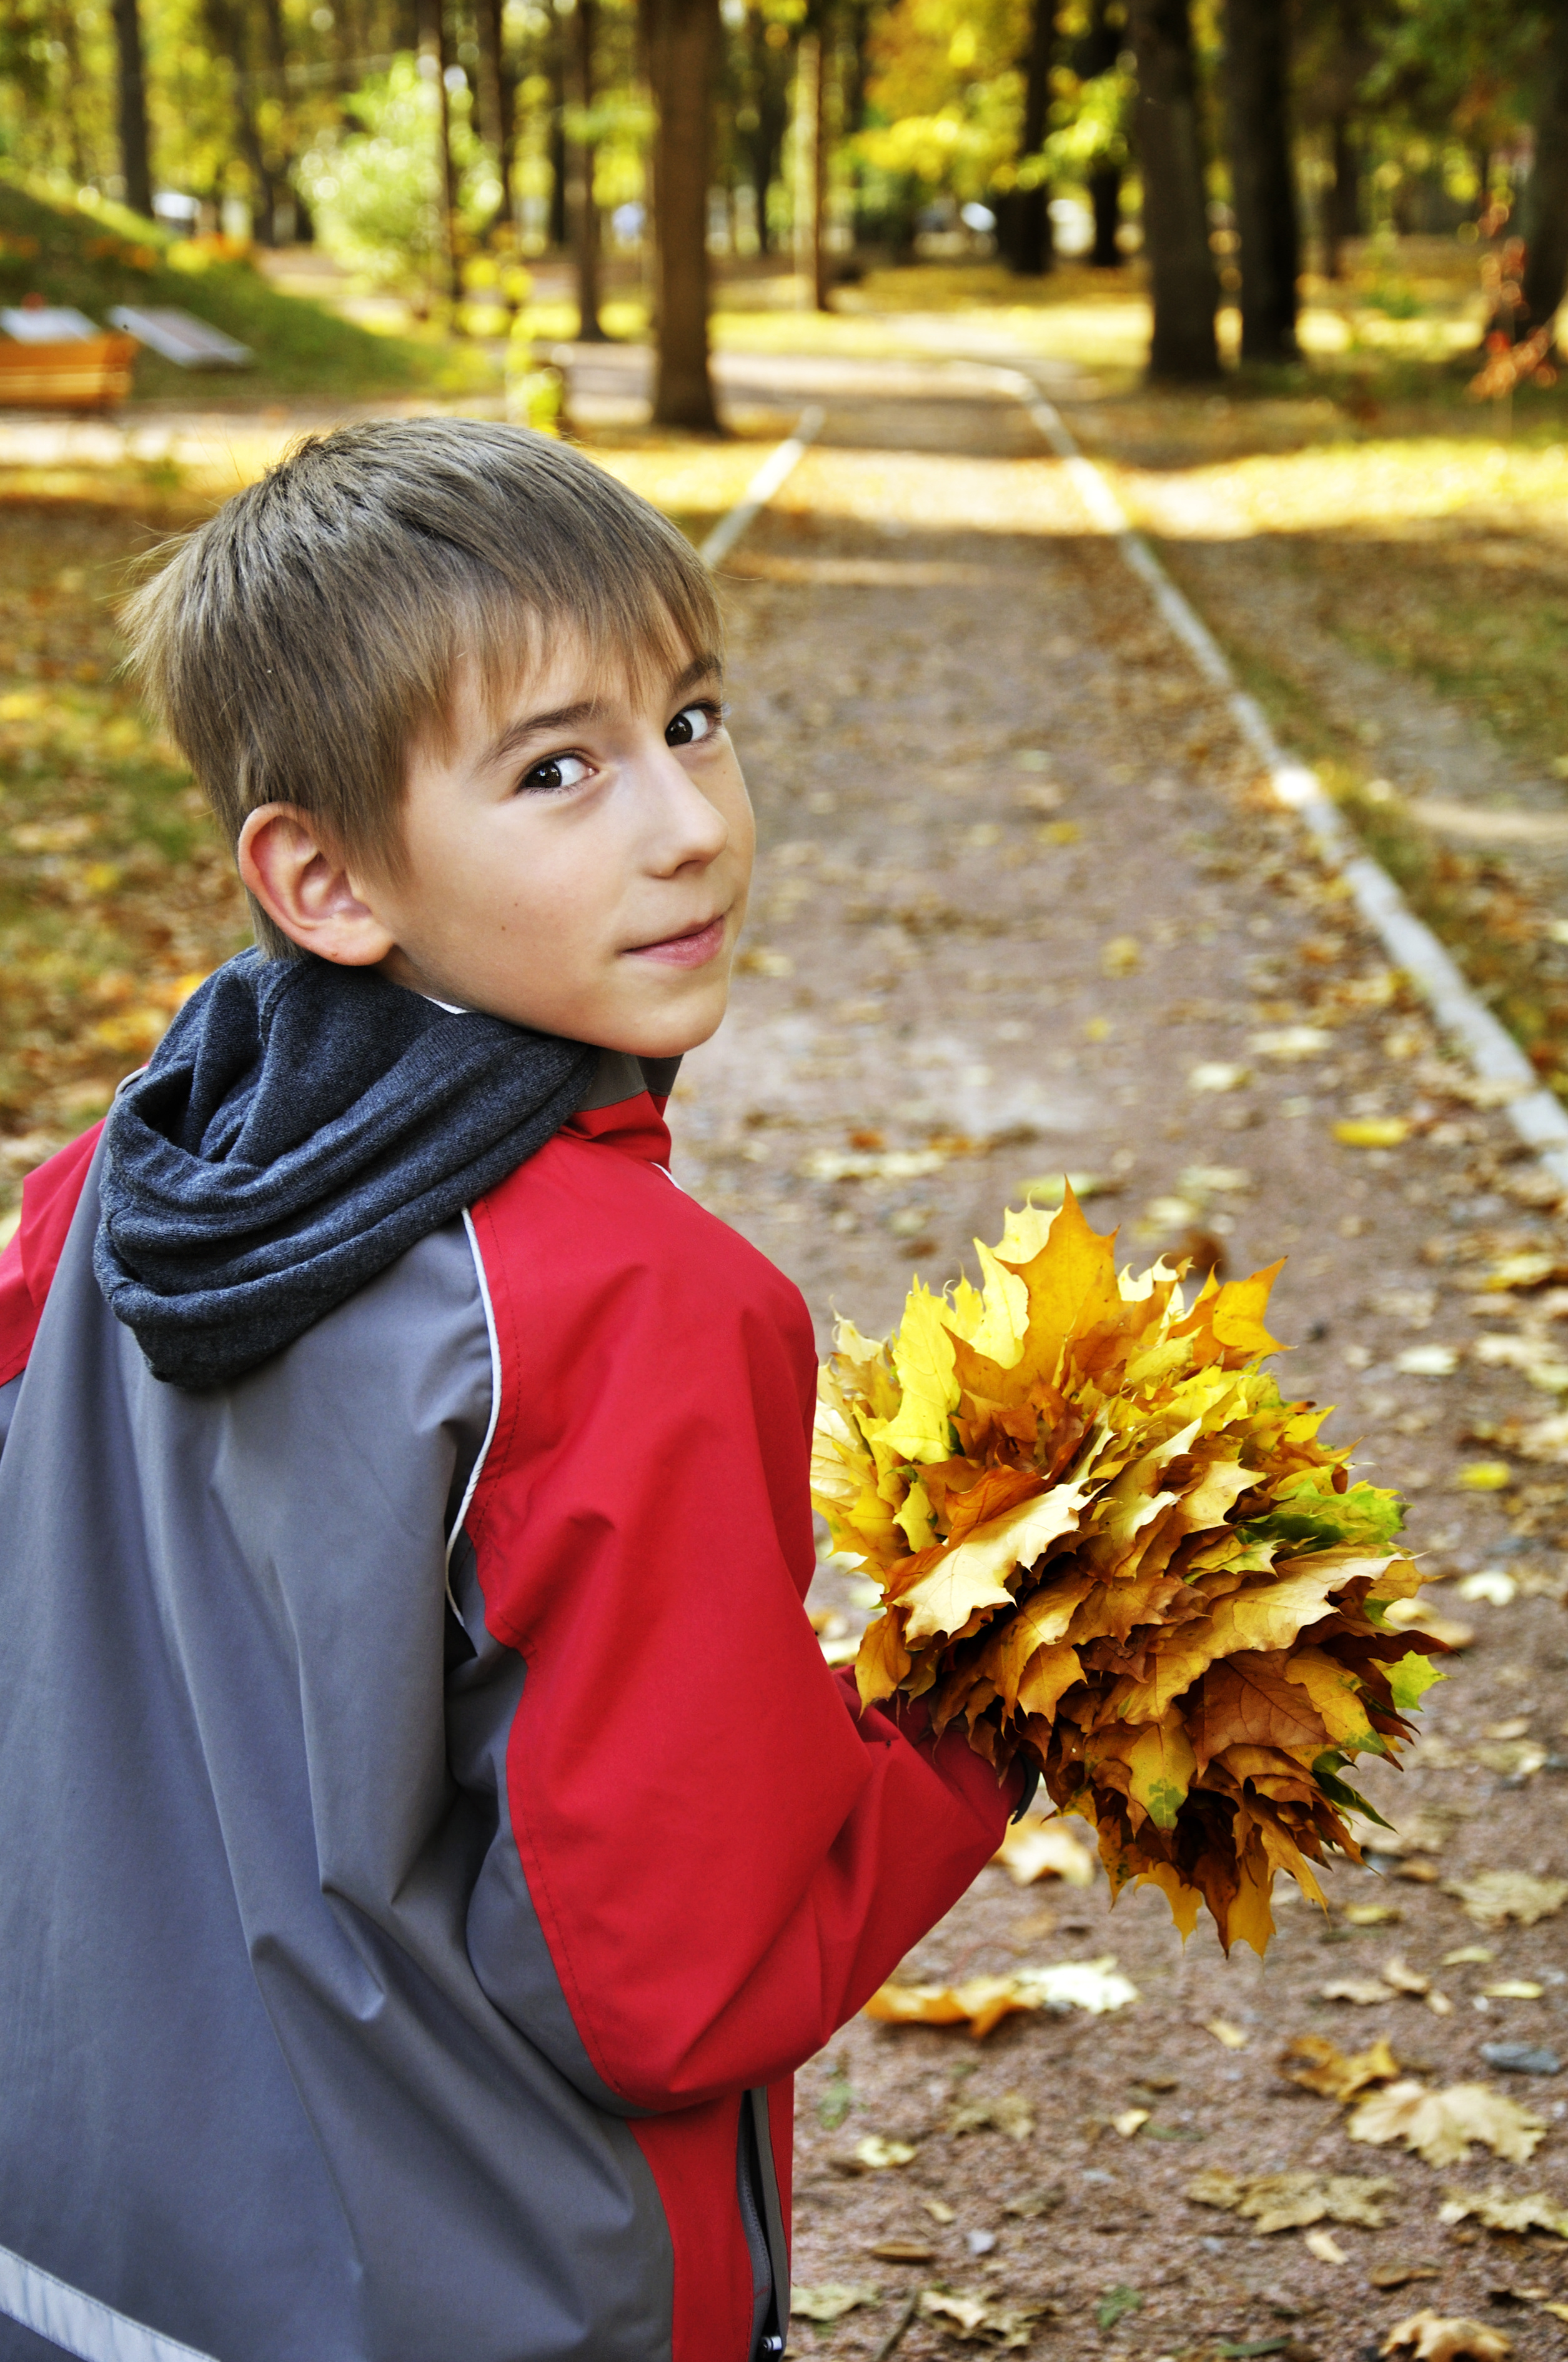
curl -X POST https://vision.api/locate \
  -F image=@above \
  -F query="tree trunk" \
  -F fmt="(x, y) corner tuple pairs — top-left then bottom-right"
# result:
(1003, 0), (1053, 274)
(742, 14), (791, 255)
(793, 30), (830, 309)
(1523, 1), (1568, 349)
(571, 0), (605, 336)
(1324, 115), (1357, 276)
(548, 18), (569, 248)
(1128, 0), (1219, 378)
(204, 0), (280, 241)
(53, 0), (89, 184)
(1089, 162), (1121, 264)
(111, 0), (154, 217)
(418, 0), (462, 301)
(475, 0), (507, 191)
(643, 0), (720, 428)
(257, 0), (298, 240)
(1222, 0), (1298, 360)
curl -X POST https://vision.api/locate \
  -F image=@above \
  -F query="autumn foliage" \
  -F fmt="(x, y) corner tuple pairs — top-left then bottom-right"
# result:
(811, 1190), (1446, 1955)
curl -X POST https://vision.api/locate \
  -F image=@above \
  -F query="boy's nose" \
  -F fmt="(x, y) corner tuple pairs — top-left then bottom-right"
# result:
(645, 745), (730, 870)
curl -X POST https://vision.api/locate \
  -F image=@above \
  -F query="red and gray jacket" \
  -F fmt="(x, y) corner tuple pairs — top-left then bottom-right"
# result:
(0, 1054), (1014, 2362)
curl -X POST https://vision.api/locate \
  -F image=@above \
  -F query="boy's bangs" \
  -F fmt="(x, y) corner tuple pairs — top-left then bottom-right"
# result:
(459, 571), (716, 747)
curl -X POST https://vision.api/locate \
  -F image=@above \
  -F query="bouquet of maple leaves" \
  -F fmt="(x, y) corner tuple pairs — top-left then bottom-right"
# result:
(811, 1188), (1446, 1955)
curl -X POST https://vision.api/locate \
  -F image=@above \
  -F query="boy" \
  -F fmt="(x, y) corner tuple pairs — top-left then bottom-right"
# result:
(0, 421), (1020, 2362)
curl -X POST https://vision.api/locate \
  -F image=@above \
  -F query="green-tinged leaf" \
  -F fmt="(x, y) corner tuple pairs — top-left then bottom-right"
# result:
(1095, 2285), (1143, 2331)
(1126, 1712), (1197, 1830)
(1244, 1476), (1405, 1555)
(1312, 1753), (1394, 1828)
(1388, 1648), (1446, 1712)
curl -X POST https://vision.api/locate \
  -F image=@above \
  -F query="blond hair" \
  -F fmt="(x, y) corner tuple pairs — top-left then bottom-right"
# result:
(123, 418), (723, 957)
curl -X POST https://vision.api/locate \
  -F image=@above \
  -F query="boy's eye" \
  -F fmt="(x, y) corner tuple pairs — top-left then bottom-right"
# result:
(666, 702), (720, 748)
(520, 752), (590, 794)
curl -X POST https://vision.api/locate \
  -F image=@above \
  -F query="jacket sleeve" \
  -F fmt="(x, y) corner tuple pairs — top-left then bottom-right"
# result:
(464, 1141), (1018, 2115)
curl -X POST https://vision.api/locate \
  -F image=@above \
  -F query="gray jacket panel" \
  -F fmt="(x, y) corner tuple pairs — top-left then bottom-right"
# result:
(0, 1149), (675, 2362)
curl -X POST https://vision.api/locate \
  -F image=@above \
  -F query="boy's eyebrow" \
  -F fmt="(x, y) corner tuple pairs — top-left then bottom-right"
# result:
(481, 653), (723, 770)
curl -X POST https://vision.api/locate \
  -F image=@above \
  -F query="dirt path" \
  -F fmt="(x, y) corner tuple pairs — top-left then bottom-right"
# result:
(671, 376), (1568, 2358)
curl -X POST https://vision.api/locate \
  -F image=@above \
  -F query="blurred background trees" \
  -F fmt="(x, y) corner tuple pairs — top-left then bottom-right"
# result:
(2, 0), (1567, 397)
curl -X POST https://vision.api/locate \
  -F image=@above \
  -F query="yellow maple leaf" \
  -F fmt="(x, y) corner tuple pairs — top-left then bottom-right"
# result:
(865, 1282), (960, 1465)
(896, 1480), (1095, 1647)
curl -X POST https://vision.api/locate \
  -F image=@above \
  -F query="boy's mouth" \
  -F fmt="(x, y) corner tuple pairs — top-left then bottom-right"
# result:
(625, 915), (727, 969)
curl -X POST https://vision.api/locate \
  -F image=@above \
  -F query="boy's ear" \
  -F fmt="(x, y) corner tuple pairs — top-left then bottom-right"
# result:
(237, 804), (398, 969)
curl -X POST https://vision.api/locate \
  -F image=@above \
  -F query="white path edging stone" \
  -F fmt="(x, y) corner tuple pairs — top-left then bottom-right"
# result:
(995, 369), (1568, 1192)
(699, 405), (825, 569)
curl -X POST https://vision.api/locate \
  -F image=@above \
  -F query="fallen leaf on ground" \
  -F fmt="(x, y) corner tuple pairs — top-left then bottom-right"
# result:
(1441, 1873), (1568, 1928)
(1279, 2032), (1401, 2101)
(1016, 1958), (1138, 2013)
(923, 2196), (958, 2223)
(1347, 2080), (1547, 2166)
(1360, 1805), (1464, 1859)
(1457, 1572), (1516, 1605)
(1015, 1172), (1111, 1207)
(1206, 2017), (1249, 2049)
(1383, 1956), (1432, 1995)
(1439, 2186), (1568, 2238)
(1482, 1980), (1544, 2000)
(992, 1816), (1096, 1888)
(853, 2135), (918, 2169)
(948, 2090), (1034, 2142)
(1427, 1990), (1455, 2016)
(1455, 1461), (1514, 1491)
(1397, 1346), (1461, 1377)
(1114, 2106), (1150, 2137)
(1336, 1117), (1412, 1147)
(1306, 2226), (1349, 2263)
(1321, 1976), (1394, 2005)
(867, 2238), (936, 2261)
(863, 1955), (1136, 2035)
(791, 2283), (881, 2321)
(1186, 2167), (1396, 2233)
(1380, 2311), (1511, 2361)
(920, 2288), (1041, 2347)
(1372, 2263), (1444, 2290)
(1344, 1903), (1403, 1925)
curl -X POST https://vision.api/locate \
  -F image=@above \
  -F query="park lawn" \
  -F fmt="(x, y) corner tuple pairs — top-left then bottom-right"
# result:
(0, 172), (466, 403)
(1076, 374), (1568, 1097)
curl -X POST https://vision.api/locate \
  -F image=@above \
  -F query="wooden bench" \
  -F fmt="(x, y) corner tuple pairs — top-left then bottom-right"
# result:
(0, 334), (137, 410)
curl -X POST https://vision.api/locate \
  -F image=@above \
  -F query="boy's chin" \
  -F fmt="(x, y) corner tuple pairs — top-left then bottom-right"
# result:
(605, 987), (732, 1062)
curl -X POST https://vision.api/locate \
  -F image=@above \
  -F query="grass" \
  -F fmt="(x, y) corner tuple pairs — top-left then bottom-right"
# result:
(0, 172), (455, 402)
(0, 497), (250, 1197)
(1164, 609), (1568, 1099)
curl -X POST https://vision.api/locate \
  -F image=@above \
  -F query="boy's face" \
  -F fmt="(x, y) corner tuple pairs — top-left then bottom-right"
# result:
(332, 635), (752, 1057)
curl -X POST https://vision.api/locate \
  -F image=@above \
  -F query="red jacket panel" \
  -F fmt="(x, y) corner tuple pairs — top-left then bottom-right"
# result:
(467, 1090), (1017, 2117)
(0, 1123), (105, 1387)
